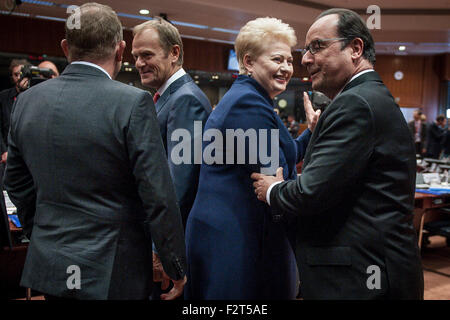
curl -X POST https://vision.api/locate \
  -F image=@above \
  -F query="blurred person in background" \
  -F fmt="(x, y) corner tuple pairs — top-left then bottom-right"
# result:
(38, 60), (60, 78)
(408, 110), (427, 156)
(425, 114), (446, 159)
(287, 114), (300, 138)
(0, 59), (30, 166)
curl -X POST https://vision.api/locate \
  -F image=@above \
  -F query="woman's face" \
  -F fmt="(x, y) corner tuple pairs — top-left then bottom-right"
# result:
(247, 40), (293, 99)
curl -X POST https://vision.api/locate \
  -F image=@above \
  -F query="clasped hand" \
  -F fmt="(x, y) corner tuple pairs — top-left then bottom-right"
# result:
(153, 252), (187, 300)
(251, 167), (284, 203)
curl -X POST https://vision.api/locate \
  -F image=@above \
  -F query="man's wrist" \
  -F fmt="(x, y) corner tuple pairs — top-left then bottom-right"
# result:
(266, 181), (283, 205)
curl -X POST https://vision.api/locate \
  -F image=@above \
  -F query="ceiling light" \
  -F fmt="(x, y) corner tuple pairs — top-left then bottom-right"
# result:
(399, 46), (406, 51)
(139, 9), (149, 15)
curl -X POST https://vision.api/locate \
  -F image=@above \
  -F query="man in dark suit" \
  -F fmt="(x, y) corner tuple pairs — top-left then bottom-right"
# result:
(425, 114), (446, 159)
(4, 3), (186, 300)
(408, 110), (427, 156)
(252, 8), (423, 299)
(132, 17), (211, 300)
(132, 18), (212, 228)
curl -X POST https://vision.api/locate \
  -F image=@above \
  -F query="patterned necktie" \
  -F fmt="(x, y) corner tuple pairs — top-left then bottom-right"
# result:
(153, 92), (160, 104)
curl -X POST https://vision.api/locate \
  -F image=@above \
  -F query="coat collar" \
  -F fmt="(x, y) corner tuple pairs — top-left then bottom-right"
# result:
(234, 75), (273, 106)
(61, 63), (111, 79)
(341, 70), (383, 94)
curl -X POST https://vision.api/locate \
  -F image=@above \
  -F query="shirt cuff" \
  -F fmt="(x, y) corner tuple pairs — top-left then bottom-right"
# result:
(266, 181), (283, 205)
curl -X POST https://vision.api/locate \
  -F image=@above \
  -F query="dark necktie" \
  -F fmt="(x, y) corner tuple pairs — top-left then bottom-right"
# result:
(153, 92), (160, 104)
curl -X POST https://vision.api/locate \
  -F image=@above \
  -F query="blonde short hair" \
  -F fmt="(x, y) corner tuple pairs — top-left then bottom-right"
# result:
(234, 17), (297, 74)
(133, 18), (184, 66)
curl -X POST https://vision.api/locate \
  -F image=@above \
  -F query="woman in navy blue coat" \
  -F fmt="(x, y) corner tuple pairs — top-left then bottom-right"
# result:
(185, 17), (319, 299)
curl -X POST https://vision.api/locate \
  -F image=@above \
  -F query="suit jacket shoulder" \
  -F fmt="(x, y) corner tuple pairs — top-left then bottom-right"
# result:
(157, 74), (212, 115)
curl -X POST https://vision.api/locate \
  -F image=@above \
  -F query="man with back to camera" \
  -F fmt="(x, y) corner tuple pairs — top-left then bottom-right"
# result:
(252, 8), (424, 299)
(4, 2), (186, 300)
(132, 18), (212, 299)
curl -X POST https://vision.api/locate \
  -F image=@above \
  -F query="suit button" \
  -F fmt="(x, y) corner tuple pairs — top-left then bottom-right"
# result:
(272, 215), (282, 222)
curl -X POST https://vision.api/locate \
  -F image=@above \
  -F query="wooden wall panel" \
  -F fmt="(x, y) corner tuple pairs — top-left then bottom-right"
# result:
(122, 30), (134, 63)
(375, 55), (424, 108)
(375, 55), (442, 122)
(442, 53), (450, 81)
(0, 15), (311, 78)
(183, 38), (231, 73)
(293, 51), (309, 78)
(422, 55), (442, 122)
(0, 15), (65, 57)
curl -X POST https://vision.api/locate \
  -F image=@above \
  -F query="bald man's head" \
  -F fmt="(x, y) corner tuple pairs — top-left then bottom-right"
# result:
(38, 61), (59, 78)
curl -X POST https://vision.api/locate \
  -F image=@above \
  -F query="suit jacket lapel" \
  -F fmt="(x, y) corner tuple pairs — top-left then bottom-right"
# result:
(155, 74), (193, 114)
(341, 71), (382, 93)
(155, 91), (170, 113)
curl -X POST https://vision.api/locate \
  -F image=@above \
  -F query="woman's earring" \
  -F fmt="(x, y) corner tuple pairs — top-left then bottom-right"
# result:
(248, 72), (252, 78)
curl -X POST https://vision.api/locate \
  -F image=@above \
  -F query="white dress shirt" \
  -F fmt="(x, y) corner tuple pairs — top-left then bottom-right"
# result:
(71, 61), (112, 79)
(156, 68), (186, 96)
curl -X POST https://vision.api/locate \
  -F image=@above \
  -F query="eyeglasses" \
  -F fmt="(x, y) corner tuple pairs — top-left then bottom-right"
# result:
(302, 38), (348, 55)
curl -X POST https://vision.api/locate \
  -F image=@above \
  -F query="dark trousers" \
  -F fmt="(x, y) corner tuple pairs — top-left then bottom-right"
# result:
(415, 142), (423, 156)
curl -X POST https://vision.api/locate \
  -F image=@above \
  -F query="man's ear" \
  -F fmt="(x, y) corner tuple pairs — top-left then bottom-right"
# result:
(170, 45), (181, 64)
(243, 53), (253, 73)
(61, 39), (70, 61)
(116, 40), (126, 62)
(350, 37), (364, 60)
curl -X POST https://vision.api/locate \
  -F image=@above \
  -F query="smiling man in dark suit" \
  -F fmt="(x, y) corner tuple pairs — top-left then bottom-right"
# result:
(132, 18), (212, 229)
(132, 18), (211, 299)
(252, 8), (424, 299)
(4, 2), (186, 300)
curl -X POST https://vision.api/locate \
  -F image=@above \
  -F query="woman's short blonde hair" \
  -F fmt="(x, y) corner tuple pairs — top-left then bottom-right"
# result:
(235, 17), (297, 74)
